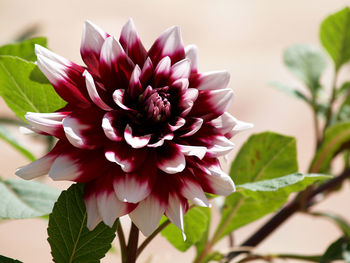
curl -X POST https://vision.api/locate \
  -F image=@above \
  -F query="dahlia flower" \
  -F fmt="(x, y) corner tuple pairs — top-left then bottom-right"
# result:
(16, 19), (251, 237)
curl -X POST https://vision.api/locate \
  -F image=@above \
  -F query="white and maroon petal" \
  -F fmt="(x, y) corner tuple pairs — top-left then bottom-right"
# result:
(102, 111), (124, 142)
(81, 20), (108, 74)
(25, 112), (69, 138)
(35, 49), (90, 107)
(105, 142), (147, 172)
(114, 174), (151, 203)
(209, 113), (253, 138)
(178, 117), (203, 137)
(49, 147), (109, 182)
(100, 36), (134, 79)
(62, 115), (94, 149)
(226, 119), (254, 139)
(171, 78), (189, 95)
(177, 144), (207, 160)
(170, 58), (191, 82)
(94, 175), (136, 227)
(83, 70), (113, 111)
(190, 88), (233, 120)
(128, 65), (143, 99)
(195, 70), (230, 91)
(156, 143), (186, 174)
(179, 88), (199, 116)
(148, 26), (185, 65)
(185, 45), (198, 73)
(124, 124), (151, 148)
(168, 117), (186, 132)
(84, 190), (103, 230)
(140, 57), (154, 86)
(153, 56), (171, 88)
(129, 193), (166, 236)
(165, 193), (187, 240)
(112, 89), (136, 112)
(179, 173), (210, 207)
(15, 141), (65, 180)
(119, 18), (147, 66)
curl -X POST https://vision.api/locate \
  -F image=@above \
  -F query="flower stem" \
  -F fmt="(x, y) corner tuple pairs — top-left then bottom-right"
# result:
(117, 221), (127, 263)
(136, 219), (170, 259)
(126, 223), (139, 263)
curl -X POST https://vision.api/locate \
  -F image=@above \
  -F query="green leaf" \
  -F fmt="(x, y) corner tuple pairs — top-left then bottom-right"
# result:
(0, 56), (66, 121)
(310, 121), (350, 172)
(321, 237), (350, 263)
(275, 253), (322, 262)
(214, 132), (298, 241)
(269, 81), (310, 103)
(48, 183), (117, 263)
(336, 81), (350, 98)
(312, 212), (350, 237)
(161, 207), (209, 252)
(237, 173), (331, 197)
(283, 44), (327, 92)
(338, 97), (350, 121)
(320, 7), (350, 70)
(0, 255), (23, 263)
(195, 207), (211, 255)
(0, 37), (47, 62)
(0, 179), (60, 219)
(0, 125), (35, 161)
(230, 132), (298, 184)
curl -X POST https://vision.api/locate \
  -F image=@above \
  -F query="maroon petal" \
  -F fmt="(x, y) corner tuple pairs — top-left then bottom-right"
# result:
(119, 18), (147, 67)
(170, 58), (191, 82)
(105, 142), (147, 172)
(153, 56), (171, 88)
(140, 57), (154, 86)
(128, 65), (143, 99)
(148, 26), (185, 65)
(178, 117), (203, 137)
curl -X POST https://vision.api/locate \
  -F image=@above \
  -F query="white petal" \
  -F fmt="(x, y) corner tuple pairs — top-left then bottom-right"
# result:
(124, 124), (151, 148)
(97, 191), (128, 227)
(114, 174), (151, 203)
(83, 70), (112, 111)
(102, 113), (122, 142)
(120, 18), (138, 47)
(81, 20), (107, 54)
(185, 45), (198, 72)
(129, 195), (165, 236)
(156, 26), (183, 57)
(25, 112), (66, 135)
(36, 53), (68, 86)
(85, 194), (103, 230)
(166, 194), (186, 240)
(206, 164), (236, 195)
(207, 136), (235, 157)
(181, 180), (210, 208)
(157, 146), (186, 174)
(16, 154), (55, 180)
(48, 154), (80, 181)
(100, 36), (125, 67)
(35, 44), (71, 66)
(171, 59), (191, 80)
(197, 71), (230, 91)
(154, 56), (171, 76)
(177, 144), (207, 159)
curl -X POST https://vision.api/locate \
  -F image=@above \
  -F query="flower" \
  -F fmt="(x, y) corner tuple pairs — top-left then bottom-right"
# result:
(16, 19), (252, 237)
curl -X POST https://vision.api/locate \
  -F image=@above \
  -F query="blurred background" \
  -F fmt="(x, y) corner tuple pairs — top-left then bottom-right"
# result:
(0, 0), (350, 262)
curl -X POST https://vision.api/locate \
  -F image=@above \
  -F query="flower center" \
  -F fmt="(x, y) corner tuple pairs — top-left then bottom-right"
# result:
(139, 86), (171, 122)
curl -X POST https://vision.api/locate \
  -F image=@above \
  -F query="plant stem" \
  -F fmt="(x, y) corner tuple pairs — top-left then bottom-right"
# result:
(324, 69), (339, 132)
(136, 219), (170, 259)
(223, 168), (350, 262)
(117, 221), (127, 263)
(126, 223), (139, 263)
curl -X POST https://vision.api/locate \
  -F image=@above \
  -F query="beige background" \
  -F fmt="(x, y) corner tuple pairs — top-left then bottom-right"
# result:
(1, 0), (350, 262)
